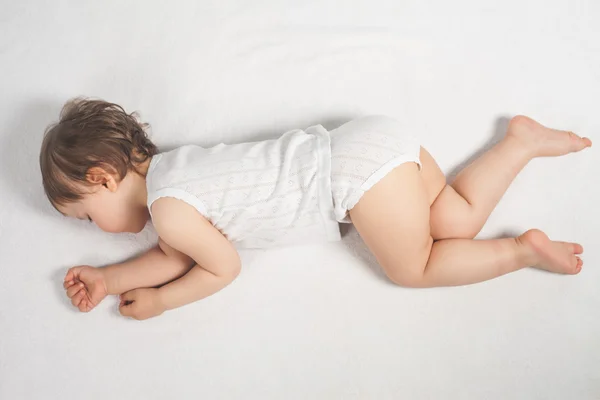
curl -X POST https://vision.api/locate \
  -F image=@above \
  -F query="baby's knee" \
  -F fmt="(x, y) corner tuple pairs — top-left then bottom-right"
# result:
(383, 239), (433, 288)
(386, 269), (431, 288)
(430, 201), (480, 240)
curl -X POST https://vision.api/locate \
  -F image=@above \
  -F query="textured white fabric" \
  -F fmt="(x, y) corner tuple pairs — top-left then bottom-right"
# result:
(147, 115), (421, 246)
(329, 115), (422, 223)
(146, 125), (342, 249)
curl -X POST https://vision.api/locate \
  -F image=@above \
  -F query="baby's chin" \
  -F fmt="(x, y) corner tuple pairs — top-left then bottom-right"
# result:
(131, 226), (145, 234)
(130, 215), (150, 233)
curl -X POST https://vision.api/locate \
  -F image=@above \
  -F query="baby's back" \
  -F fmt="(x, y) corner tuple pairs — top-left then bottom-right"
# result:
(146, 125), (342, 248)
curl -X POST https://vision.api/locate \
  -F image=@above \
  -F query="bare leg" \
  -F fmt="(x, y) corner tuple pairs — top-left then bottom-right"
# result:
(349, 162), (584, 288)
(424, 116), (592, 239)
(418, 230), (583, 287)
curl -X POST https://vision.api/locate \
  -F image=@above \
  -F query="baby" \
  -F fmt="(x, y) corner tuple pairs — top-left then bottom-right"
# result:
(41, 98), (592, 320)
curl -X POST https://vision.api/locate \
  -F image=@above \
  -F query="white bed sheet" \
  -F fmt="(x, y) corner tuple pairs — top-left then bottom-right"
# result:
(0, 1), (598, 399)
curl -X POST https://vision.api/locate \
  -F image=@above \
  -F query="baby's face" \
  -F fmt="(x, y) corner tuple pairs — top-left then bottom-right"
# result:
(57, 172), (149, 234)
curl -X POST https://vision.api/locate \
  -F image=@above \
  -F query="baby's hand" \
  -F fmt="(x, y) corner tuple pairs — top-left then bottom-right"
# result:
(118, 288), (165, 320)
(63, 266), (108, 312)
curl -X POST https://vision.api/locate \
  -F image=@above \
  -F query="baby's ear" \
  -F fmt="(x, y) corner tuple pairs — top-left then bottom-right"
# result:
(86, 167), (118, 191)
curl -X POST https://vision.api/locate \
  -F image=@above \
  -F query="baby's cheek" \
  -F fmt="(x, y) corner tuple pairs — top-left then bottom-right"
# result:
(98, 209), (126, 233)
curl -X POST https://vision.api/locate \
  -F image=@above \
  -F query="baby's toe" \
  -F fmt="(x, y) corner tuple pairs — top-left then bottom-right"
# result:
(574, 257), (583, 274)
(565, 255), (582, 274)
(559, 241), (583, 255)
(569, 133), (587, 151)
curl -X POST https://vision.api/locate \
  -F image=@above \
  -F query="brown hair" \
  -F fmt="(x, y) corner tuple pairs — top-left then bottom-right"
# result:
(40, 98), (158, 209)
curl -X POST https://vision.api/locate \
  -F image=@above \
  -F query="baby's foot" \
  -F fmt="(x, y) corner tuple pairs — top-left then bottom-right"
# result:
(507, 115), (592, 158)
(519, 229), (584, 275)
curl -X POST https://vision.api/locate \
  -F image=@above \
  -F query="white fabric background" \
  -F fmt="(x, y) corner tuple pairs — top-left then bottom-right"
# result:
(0, 1), (598, 399)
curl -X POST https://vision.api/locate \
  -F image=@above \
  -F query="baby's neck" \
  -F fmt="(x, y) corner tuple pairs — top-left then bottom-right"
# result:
(127, 158), (152, 211)
(134, 174), (149, 210)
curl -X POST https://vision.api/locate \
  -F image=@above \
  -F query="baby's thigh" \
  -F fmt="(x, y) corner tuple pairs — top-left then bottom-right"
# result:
(419, 147), (447, 206)
(349, 162), (433, 285)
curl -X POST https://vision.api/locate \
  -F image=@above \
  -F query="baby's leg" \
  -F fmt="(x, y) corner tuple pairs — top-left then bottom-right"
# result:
(423, 116), (592, 240)
(349, 162), (583, 287)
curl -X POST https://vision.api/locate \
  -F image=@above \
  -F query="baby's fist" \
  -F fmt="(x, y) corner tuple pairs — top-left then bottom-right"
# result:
(63, 265), (108, 312)
(119, 288), (165, 320)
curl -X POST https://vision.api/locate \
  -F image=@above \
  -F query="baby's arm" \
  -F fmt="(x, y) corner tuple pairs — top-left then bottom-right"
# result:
(64, 239), (194, 312)
(103, 239), (194, 294)
(118, 197), (241, 320)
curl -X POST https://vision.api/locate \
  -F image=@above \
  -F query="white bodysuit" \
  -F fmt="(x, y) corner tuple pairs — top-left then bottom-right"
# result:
(146, 124), (342, 249)
(146, 115), (422, 249)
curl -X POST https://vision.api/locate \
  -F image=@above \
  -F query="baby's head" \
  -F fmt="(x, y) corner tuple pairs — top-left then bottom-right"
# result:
(40, 98), (158, 233)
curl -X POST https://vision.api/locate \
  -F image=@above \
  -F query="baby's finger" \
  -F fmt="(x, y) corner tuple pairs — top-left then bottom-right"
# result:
(64, 266), (84, 283)
(120, 290), (137, 302)
(78, 299), (92, 313)
(119, 302), (136, 318)
(64, 268), (76, 283)
(63, 280), (76, 290)
(66, 283), (84, 298)
(71, 290), (85, 308)
(67, 282), (83, 298)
